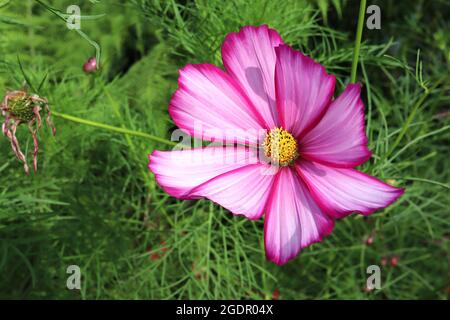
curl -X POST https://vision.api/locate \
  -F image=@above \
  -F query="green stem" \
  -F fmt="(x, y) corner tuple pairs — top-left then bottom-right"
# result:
(350, 0), (366, 83)
(385, 91), (429, 158)
(52, 111), (177, 147)
(385, 78), (443, 159)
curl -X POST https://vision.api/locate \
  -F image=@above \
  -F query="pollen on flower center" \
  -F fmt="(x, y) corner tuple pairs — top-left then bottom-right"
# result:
(263, 127), (299, 166)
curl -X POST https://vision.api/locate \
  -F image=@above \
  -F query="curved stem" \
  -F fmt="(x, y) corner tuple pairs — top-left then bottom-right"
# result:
(350, 0), (366, 83)
(52, 111), (177, 147)
(385, 78), (443, 159)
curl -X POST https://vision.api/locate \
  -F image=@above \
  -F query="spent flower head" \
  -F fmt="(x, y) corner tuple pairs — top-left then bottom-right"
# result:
(1, 90), (56, 174)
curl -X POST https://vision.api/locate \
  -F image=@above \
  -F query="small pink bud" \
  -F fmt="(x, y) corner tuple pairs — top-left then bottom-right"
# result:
(83, 57), (97, 73)
(363, 285), (373, 293)
(380, 257), (388, 266)
(272, 288), (280, 300)
(366, 235), (374, 246)
(192, 263), (204, 280)
(160, 241), (168, 253)
(150, 252), (161, 261)
(146, 246), (161, 261)
(390, 255), (400, 267)
(147, 241), (168, 261)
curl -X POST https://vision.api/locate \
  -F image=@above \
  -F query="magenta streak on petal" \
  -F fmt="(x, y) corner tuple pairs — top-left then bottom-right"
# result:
(274, 44), (336, 140)
(296, 160), (405, 219)
(169, 64), (266, 146)
(222, 25), (284, 129)
(300, 83), (372, 168)
(189, 163), (276, 220)
(149, 146), (275, 220)
(264, 167), (334, 265)
(148, 146), (259, 198)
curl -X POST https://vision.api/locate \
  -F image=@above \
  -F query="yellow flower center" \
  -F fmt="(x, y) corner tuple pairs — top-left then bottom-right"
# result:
(263, 127), (299, 166)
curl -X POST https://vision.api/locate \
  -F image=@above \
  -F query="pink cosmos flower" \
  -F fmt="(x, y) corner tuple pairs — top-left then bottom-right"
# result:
(148, 25), (404, 265)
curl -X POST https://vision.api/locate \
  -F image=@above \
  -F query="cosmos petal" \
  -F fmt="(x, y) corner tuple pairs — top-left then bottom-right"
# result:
(300, 84), (372, 167)
(296, 160), (405, 219)
(222, 25), (283, 129)
(190, 163), (276, 220)
(169, 64), (265, 145)
(264, 167), (334, 265)
(274, 44), (336, 139)
(149, 146), (275, 219)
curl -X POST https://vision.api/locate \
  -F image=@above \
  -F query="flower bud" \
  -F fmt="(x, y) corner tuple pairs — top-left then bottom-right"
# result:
(390, 255), (400, 267)
(83, 56), (97, 73)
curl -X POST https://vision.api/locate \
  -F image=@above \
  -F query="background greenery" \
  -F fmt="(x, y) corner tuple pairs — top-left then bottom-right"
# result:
(0, 0), (448, 299)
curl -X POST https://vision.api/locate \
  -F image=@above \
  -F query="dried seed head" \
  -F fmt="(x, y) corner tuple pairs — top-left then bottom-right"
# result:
(263, 127), (299, 166)
(5, 91), (35, 121)
(1, 90), (56, 174)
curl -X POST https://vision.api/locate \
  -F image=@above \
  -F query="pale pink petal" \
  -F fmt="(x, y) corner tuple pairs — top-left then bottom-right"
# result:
(264, 167), (334, 265)
(149, 146), (256, 198)
(296, 160), (405, 219)
(169, 64), (265, 145)
(274, 44), (336, 138)
(300, 84), (372, 167)
(190, 163), (276, 220)
(222, 25), (283, 128)
(149, 146), (275, 219)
